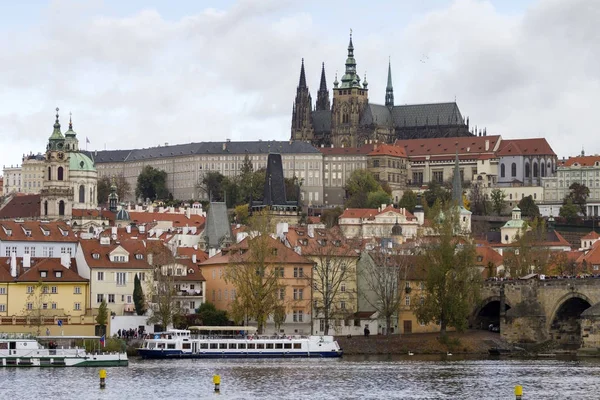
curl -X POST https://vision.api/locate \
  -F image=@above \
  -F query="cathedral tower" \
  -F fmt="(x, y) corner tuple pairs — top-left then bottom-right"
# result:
(290, 59), (314, 142)
(331, 31), (369, 147)
(315, 63), (330, 111)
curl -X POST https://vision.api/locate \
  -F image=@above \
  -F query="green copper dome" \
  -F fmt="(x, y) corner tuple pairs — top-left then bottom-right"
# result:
(69, 152), (96, 171)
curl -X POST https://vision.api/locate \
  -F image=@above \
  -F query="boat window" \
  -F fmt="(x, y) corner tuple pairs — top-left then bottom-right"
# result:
(293, 343), (302, 349)
(284, 343), (292, 349)
(228, 343), (237, 349)
(275, 343), (283, 349)
(256, 343), (265, 349)
(148, 343), (156, 349)
(158, 343), (165, 349)
(247, 343), (255, 349)
(219, 343), (227, 350)
(238, 343), (246, 349)
(266, 343), (274, 349)
(200, 343), (208, 349)
(210, 343), (218, 349)
(167, 344), (176, 349)
(182, 343), (191, 350)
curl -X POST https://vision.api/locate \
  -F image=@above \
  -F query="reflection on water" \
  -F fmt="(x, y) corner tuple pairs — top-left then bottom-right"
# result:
(1, 356), (599, 399)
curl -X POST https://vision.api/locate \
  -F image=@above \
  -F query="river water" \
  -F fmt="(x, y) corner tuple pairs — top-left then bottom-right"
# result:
(1, 355), (599, 399)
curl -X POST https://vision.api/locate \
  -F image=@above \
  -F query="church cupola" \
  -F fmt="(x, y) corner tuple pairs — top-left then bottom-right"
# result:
(340, 30), (361, 88)
(108, 180), (119, 213)
(47, 107), (65, 152)
(64, 113), (79, 152)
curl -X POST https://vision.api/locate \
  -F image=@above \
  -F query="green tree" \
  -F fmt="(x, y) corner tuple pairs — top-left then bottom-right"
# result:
(414, 206), (480, 334)
(398, 190), (418, 213)
(559, 198), (580, 222)
(490, 188), (506, 216)
(234, 204), (250, 224)
(321, 207), (343, 228)
(285, 176), (301, 202)
(366, 190), (392, 209)
(565, 182), (590, 216)
(503, 224), (552, 277)
(241, 154), (253, 175)
(136, 166), (169, 201)
(345, 169), (380, 196)
(133, 273), (146, 316)
(518, 195), (540, 218)
(97, 176), (111, 205)
(24, 280), (50, 336)
(96, 300), (109, 336)
(423, 180), (450, 208)
(199, 171), (226, 202)
(195, 302), (229, 326)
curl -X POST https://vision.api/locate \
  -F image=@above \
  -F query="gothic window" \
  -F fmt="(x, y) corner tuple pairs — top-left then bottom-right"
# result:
(58, 167), (64, 181)
(533, 162), (539, 178)
(48, 166), (52, 181)
(541, 162), (546, 177)
(44, 201), (48, 216)
(79, 185), (85, 203)
(511, 163), (517, 177)
(525, 163), (530, 178)
(500, 164), (505, 178)
(58, 200), (65, 216)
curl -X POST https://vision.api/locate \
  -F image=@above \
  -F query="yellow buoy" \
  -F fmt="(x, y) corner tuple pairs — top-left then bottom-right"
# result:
(514, 385), (523, 399)
(99, 369), (107, 389)
(213, 374), (221, 392)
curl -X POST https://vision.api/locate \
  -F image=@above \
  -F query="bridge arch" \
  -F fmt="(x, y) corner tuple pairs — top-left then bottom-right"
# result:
(472, 296), (512, 331)
(548, 292), (592, 347)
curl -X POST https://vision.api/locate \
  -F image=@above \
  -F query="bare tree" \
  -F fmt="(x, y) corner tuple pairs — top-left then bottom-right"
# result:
(302, 228), (359, 335)
(24, 280), (51, 336)
(146, 244), (181, 330)
(359, 251), (407, 335)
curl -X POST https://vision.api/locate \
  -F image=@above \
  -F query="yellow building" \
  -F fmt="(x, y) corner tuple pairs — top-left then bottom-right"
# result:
(0, 256), (97, 335)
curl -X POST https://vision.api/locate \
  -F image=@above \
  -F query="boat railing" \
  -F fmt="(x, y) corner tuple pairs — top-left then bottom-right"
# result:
(0, 332), (37, 340)
(187, 334), (312, 340)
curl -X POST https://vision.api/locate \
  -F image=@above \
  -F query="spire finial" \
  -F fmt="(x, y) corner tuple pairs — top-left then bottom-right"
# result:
(298, 58), (307, 88)
(69, 112), (73, 130)
(55, 107), (59, 123)
(385, 59), (394, 107)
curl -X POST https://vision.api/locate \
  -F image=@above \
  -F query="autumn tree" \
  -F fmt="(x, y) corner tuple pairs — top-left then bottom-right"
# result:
(321, 207), (343, 228)
(24, 281), (50, 336)
(398, 190), (418, 213)
(146, 244), (181, 330)
(413, 206), (480, 334)
(224, 211), (283, 333)
(359, 251), (407, 335)
(490, 188), (506, 216)
(502, 218), (551, 277)
(305, 229), (359, 335)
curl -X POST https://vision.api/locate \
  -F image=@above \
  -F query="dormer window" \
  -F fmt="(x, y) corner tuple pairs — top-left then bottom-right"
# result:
(92, 253), (100, 260)
(40, 227), (50, 236)
(135, 254), (143, 260)
(271, 248), (278, 256)
(55, 271), (62, 278)
(40, 271), (47, 278)
(112, 255), (127, 263)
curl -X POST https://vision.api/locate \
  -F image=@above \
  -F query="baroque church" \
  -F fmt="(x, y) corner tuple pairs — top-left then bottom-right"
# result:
(291, 33), (474, 147)
(41, 108), (98, 219)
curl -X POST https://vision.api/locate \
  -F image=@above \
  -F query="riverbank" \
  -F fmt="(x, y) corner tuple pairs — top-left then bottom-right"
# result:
(336, 330), (506, 355)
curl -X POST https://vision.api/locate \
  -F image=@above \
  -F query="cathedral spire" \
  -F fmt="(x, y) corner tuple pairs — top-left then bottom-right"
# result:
(298, 58), (307, 89)
(385, 58), (394, 107)
(316, 62), (331, 111)
(340, 29), (360, 88)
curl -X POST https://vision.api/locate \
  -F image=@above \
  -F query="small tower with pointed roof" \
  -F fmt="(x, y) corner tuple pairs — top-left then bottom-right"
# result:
(385, 59), (394, 108)
(290, 59), (315, 143)
(108, 180), (118, 213)
(315, 63), (331, 111)
(64, 113), (79, 152)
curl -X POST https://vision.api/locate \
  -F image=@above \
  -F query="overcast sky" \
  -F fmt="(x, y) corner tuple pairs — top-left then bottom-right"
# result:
(1, 0), (598, 170)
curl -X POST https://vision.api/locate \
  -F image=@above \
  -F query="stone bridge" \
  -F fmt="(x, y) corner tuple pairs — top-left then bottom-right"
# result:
(473, 278), (600, 347)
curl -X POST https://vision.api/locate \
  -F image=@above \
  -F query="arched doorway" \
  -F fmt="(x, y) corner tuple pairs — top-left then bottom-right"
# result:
(472, 298), (511, 332)
(549, 295), (591, 348)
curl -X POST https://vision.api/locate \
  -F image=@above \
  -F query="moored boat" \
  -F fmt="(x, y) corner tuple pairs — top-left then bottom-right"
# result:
(138, 326), (343, 359)
(0, 333), (128, 367)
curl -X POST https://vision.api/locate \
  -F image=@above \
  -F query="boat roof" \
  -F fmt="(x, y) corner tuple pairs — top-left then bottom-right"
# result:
(188, 326), (258, 332)
(40, 336), (103, 340)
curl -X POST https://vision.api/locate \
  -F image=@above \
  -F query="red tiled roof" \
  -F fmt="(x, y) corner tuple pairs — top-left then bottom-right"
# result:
(172, 258), (206, 282)
(176, 247), (209, 263)
(0, 257), (86, 283)
(72, 208), (115, 220)
(128, 211), (205, 228)
(0, 220), (77, 242)
(562, 155), (600, 167)
(286, 226), (359, 257)
(578, 241), (600, 265)
(582, 231), (600, 240)
(368, 144), (407, 158)
(0, 194), (41, 220)
(395, 136), (501, 158)
(496, 138), (556, 156)
(79, 239), (152, 269)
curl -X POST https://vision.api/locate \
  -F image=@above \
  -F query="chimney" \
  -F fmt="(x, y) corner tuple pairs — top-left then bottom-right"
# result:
(193, 244), (198, 250)
(10, 254), (17, 278)
(147, 253), (153, 266)
(139, 225), (146, 234)
(126, 225), (131, 234)
(485, 140), (489, 151)
(186, 207), (191, 219)
(223, 142), (227, 151)
(209, 248), (217, 258)
(23, 253), (31, 268)
(60, 253), (71, 269)
(192, 254), (197, 263)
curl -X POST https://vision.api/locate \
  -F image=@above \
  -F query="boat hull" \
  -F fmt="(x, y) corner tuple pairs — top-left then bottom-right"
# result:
(138, 349), (342, 359)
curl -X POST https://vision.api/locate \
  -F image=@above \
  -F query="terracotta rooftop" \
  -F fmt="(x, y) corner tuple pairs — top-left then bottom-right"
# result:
(78, 239), (152, 269)
(561, 155), (600, 167)
(395, 135), (501, 158)
(0, 220), (76, 242)
(128, 211), (205, 229)
(368, 144), (407, 158)
(496, 138), (556, 157)
(581, 231), (600, 241)
(0, 257), (86, 283)
(0, 194), (41, 220)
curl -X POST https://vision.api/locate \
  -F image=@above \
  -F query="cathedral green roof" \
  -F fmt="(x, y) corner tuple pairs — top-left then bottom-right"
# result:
(69, 152), (96, 172)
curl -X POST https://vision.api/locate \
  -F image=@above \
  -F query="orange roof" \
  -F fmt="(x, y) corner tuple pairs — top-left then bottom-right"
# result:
(368, 144), (407, 158)
(176, 247), (209, 263)
(319, 144), (374, 156)
(72, 209), (115, 220)
(395, 136), (501, 158)
(286, 226), (359, 257)
(496, 138), (556, 156)
(0, 257), (86, 283)
(582, 231), (600, 240)
(561, 155), (600, 167)
(0, 220), (77, 243)
(171, 258), (206, 282)
(200, 236), (314, 266)
(79, 239), (152, 269)
(578, 241), (600, 265)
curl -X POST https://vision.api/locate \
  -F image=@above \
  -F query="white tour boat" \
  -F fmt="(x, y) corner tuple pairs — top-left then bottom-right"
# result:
(138, 326), (343, 359)
(0, 333), (128, 367)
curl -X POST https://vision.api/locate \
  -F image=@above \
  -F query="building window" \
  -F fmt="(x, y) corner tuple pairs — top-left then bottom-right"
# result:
(341, 283), (346, 293)
(27, 303), (33, 310)
(500, 164), (505, 178)
(51, 286), (57, 294)
(293, 310), (304, 322)
(432, 171), (444, 183)
(340, 301), (346, 310)
(293, 267), (304, 278)
(525, 163), (530, 178)
(116, 272), (126, 286)
(533, 162), (539, 177)
(27, 286), (34, 294)
(108, 294), (115, 303)
(97, 271), (104, 281)
(275, 267), (284, 277)
(293, 288), (304, 300)
(74, 286), (81, 294)
(97, 294), (104, 303)
(42, 303), (48, 310)
(138, 272), (145, 281)
(57, 167), (64, 181)
(0, 304), (5, 312)
(279, 288), (285, 300)
(79, 185), (85, 203)
(0, 288), (5, 295)
(405, 295), (410, 306)
(51, 303), (57, 310)
(511, 163), (517, 177)
(74, 303), (81, 311)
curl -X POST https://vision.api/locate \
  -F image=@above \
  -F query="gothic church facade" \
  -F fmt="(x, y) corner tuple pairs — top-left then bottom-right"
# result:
(291, 34), (474, 148)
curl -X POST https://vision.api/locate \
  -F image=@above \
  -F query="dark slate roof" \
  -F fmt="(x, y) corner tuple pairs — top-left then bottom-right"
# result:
(391, 102), (464, 127)
(311, 110), (331, 132)
(263, 154), (288, 206)
(87, 141), (320, 164)
(361, 104), (394, 127)
(203, 202), (233, 249)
